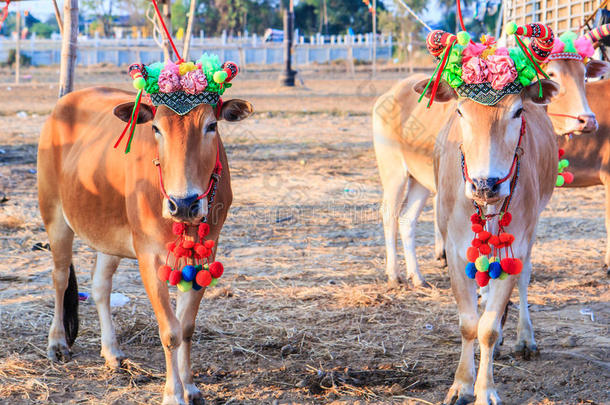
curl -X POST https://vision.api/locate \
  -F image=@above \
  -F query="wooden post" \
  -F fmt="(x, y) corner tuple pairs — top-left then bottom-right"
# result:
(58, 0), (78, 98)
(52, 0), (64, 36)
(182, 0), (197, 60)
(279, 0), (296, 86)
(372, 0), (376, 77)
(408, 32), (413, 74)
(159, 0), (173, 60)
(15, 7), (20, 85)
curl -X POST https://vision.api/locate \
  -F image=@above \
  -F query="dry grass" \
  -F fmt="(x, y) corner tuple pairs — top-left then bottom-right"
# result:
(0, 71), (608, 405)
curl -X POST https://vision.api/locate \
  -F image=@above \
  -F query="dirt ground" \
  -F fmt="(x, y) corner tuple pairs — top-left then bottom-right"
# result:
(0, 66), (608, 405)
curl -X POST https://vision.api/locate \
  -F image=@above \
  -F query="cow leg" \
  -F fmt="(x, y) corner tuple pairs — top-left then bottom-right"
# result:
(91, 252), (125, 369)
(603, 178), (610, 271)
(515, 259), (538, 358)
(380, 171), (410, 287)
(138, 252), (185, 405)
(398, 178), (430, 287)
(45, 208), (76, 362)
(433, 197), (447, 267)
(176, 289), (206, 405)
(444, 252), (477, 405)
(474, 277), (518, 405)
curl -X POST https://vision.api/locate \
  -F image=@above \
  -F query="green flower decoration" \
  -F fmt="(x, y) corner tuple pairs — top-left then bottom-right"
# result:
(509, 47), (537, 87)
(559, 31), (578, 54)
(144, 62), (164, 94)
(197, 53), (224, 94)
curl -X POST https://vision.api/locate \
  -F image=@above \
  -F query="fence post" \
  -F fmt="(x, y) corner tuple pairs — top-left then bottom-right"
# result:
(408, 32), (413, 74)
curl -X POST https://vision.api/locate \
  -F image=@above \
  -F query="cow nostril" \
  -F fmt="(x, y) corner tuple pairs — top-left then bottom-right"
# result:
(188, 201), (200, 218)
(168, 198), (179, 215)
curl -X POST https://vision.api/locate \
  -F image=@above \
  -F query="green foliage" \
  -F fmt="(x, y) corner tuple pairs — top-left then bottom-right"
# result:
(295, 0), (386, 36)
(2, 49), (32, 67)
(172, 0), (188, 32)
(31, 22), (56, 38)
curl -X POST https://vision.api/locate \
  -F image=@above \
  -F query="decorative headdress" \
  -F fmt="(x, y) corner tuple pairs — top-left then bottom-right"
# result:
(420, 23), (554, 106)
(114, 54), (239, 153)
(547, 24), (610, 62)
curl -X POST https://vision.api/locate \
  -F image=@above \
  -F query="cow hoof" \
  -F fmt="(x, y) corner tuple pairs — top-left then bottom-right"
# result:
(444, 382), (474, 405)
(387, 275), (408, 289)
(411, 276), (431, 289)
(474, 388), (502, 405)
(102, 347), (126, 371)
(514, 341), (539, 360)
(184, 384), (205, 405)
(436, 250), (448, 268)
(47, 342), (71, 362)
(162, 396), (187, 405)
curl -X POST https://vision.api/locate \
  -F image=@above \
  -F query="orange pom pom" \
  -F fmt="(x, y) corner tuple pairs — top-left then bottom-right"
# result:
(488, 235), (500, 246)
(182, 240), (195, 249)
(479, 243), (491, 255)
(158, 265), (172, 282)
(204, 240), (215, 249)
(478, 231), (491, 241)
(475, 271), (490, 287)
(472, 224), (484, 233)
(195, 270), (212, 287)
(467, 246), (479, 262)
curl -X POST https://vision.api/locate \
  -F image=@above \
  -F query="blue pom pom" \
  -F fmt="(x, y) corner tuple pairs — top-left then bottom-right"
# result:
(192, 280), (203, 291)
(182, 265), (196, 282)
(488, 262), (503, 279)
(465, 262), (477, 279)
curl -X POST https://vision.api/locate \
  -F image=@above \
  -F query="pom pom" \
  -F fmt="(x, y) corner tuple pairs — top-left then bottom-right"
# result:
(177, 280), (192, 292)
(465, 262), (477, 279)
(498, 271), (509, 280)
(562, 172), (574, 184)
(472, 238), (482, 248)
(513, 258), (523, 274)
(172, 222), (186, 235)
(192, 281), (203, 291)
(195, 270), (212, 287)
(478, 231), (491, 241)
(556, 175), (565, 187)
(195, 245), (209, 257)
(505, 22), (518, 35)
(181, 265), (197, 282)
(210, 278), (219, 287)
(198, 223), (210, 238)
(182, 240), (195, 249)
(489, 256), (498, 263)
(475, 271), (490, 287)
(169, 269), (182, 285)
(488, 262), (503, 279)
(499, 233), (514, 244)
(178, 61), (197, 76)
(166, 242), (176, 251)
(500, 258), (516, 274)
(213, 70), (228, 84)
(488, 235), (500, 246)
(209, 261), (224, 278)
(158, 265), (172, 282)
(457, 31), (471, 46)
(133, 77), (146, 90)
(479, 243), (491, 255)
(467, 246), (480, 262)
(204, 240), (215, 249)
(559, 159), (570, 169)
(472, 224), (484, 233)
(499, 212), (512, 227)
(475, 256), (490, 272)
(471, 214), (483, 224)
(558, 148), (565, 158)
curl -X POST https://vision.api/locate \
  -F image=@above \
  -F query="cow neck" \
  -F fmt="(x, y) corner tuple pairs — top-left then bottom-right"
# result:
(460, 116), (526, 287)
(546, 111), (576, 187)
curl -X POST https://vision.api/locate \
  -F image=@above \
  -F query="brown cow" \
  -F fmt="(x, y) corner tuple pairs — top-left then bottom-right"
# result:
(419, 77), (559, 404)
(38, 87), (253, 404)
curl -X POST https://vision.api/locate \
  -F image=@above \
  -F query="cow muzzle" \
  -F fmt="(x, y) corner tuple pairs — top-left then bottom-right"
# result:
(468, 177), (506, 204)
(166, 194), (206, 222)
(574, 113), (598, 134)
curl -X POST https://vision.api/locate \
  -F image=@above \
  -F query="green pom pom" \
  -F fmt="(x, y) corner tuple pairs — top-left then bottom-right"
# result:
(559, 31), (578, 53)
(133, 77), (146, 90)
(559, 159), (569, 169)
(498, 271), (509, 280)
(556, 175), (565, 187)
(177, 280), (193, 292)
(213, 70), (228, 84)
(505, 22), (518, 35)
(475, 256), (490, 272)
(210, 278), (218, 287)
(456, 31), (471, 46)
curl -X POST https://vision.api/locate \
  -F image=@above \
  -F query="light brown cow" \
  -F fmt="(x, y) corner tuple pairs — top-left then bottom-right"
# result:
(419, 78), (559, 404)
(38, 87), (253, 404)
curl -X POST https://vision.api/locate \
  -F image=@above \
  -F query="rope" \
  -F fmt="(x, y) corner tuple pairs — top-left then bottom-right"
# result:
(394, 0), (432, 32)
(548, 112), (580, 120)
(0, 0), (11, 31)
(150, 0), (183, 62)
(456, 0), (466, 31)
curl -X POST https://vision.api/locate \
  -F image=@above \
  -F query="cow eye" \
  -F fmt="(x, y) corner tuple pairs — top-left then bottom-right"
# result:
(205, 122), (217, 133)
(152, 125), (161, 136)
(513, 107), (524, 118)
(456, 108), (463, 117)
(547, 71), (556, 78)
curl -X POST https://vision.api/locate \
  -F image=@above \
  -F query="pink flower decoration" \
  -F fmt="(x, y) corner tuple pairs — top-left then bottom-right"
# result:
(551, 40), (565, 54)
(495, 47), (509, 56)
(462, 57), (489, 84)
(180, 69), (208, 94)
(158, 70), (181, 93)
(462, 42), (486, 62)
(164, 60), (180, 75)
(575, 36), (595, 58)
(486, 54), (518, 90)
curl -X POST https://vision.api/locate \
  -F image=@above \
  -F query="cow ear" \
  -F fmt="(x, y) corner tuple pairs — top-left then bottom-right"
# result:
(219, 99), (254, 121)
(113, 102), (154, 123)
(586, 59), (610, 78)
(523, 79), (560, 105)
(413, 78), (457, 102)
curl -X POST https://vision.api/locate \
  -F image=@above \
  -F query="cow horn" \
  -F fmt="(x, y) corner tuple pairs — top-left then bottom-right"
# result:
(584, 23), (610, 44)
(426, 30), (457, 58)
(507, 23), (555, 64)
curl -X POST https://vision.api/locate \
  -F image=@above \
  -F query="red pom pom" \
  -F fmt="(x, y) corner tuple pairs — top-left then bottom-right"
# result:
(478, 231), (491, 242)
(158, 265), (172, 282)
(488, 235), (500, 247)
(475, 271), (490, 287)
(169, 269), (182, 285)
(182, 240), (195, 249)
(195, 245), (206, 256)
(166, 242), (176, 252)
(562, 172), (574, 184)
(195, 270), (212, 287)
(198, 223), (210, 238)
(500, 258), (516, 274)
(471, 214), (482, 224)
(479, 243), (491, 255)
(513, 258), (523, 274)
(204, 239), (215, 249)
(172, 222), (186, 235)
(183, 249), (193, 257)
(467, 247), (479, 262)
(471, 224), (484, 233)
(472, 238), (482, 248)
(499, 233), (512, 243)
(558, 148), (564, 158)
(209, 261), (224, 278)
(499, 212), (512, 227)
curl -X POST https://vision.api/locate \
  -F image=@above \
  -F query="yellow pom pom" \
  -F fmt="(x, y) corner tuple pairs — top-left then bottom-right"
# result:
(475, 256), (490, 272)
(498, 271), (509, 280)
(489, 256), (498, 263)
(178, 62), (196, 76)
(505, 22), (518, 35)
(177, 280), (192, 292)
(133, 77), (146, 90)
(213, 70), (228, 84)
(456, 31), (471, 46)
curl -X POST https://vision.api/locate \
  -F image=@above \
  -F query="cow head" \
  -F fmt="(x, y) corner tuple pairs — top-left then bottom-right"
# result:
(545, 58), (610, 134)
(415, 79), (559, 204)
(114, 99), (253, 222)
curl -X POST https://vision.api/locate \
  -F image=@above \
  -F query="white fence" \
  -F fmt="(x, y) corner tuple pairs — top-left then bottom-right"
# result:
(0, 33), (394, 67)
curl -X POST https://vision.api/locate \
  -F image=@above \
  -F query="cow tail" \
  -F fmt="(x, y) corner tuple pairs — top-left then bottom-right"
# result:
(63, 264), (79, 347)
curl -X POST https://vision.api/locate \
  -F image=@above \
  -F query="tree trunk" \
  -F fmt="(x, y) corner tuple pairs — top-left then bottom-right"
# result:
(58, 0), (78, 98)
(183, 0), (197, 60)
(159, 0), (173, 60)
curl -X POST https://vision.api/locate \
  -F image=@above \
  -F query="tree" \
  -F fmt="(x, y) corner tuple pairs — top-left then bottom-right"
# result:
(172, 0), (188, 33)
(294, 0), (385, 36)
